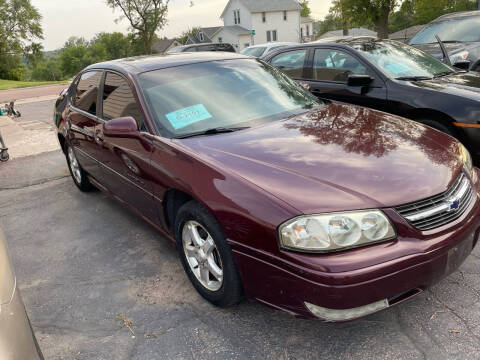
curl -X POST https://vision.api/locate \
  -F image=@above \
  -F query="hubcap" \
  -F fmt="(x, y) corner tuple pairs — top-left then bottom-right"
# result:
(182, 221), (223, 291)
(68, 147), (82, 184)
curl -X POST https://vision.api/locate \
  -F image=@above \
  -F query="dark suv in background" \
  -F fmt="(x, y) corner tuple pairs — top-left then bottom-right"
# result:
(167, 43), (236, 54)
(410, 11), (480, 71)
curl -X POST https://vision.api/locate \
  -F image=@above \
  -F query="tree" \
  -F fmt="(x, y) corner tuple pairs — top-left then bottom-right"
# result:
(106, 0), (170, 54)
(178, 27), (200, 45)
(0, 0), (43, 80)
(299, 0), (311, 17)
(59, 37), (92, 76)
(331, 0), (397, 39)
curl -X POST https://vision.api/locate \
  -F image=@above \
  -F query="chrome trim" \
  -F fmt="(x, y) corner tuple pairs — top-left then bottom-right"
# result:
(405, 177), (470, 222)
(74, 147), (98, 162)
(100, 161), (155, 198)
(395, 173), (475, 231)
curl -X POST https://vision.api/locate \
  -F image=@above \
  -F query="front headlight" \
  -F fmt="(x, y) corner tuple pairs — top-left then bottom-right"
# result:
(279, 210), (396, 253)
(450, 50), (469, 64)
(459, 143), (473, 177)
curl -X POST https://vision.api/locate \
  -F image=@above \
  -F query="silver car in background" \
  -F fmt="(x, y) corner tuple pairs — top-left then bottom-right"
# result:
(0, 229), (43, 360)
(240, 42), (298, 59)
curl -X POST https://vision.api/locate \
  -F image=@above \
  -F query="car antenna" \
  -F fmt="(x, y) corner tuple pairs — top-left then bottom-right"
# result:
(435, 34), (452, 66)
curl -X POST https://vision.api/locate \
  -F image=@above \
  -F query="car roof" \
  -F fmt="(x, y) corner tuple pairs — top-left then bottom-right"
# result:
(247, 42), (298, 49)
(266, 36), (381, 52)
(85, 52), (251, 75)
(434, 10), (480, 22)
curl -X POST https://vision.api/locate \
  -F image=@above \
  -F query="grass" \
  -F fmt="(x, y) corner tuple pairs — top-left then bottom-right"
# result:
(0, 79), (69, 91)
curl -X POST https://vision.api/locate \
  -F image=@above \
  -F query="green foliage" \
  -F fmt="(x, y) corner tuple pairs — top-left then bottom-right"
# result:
(31, 58), (64, 81)
(299, 0), (311, 17)
(178, 27), (200, 45)
(0, 0), (43, 80)
(106, 0), (170, 54)
(316, 14), (346, 37)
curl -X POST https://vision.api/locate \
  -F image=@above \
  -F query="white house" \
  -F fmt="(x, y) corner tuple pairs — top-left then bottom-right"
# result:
(188, 0), (305, 51)
(300, 16), (314, 43)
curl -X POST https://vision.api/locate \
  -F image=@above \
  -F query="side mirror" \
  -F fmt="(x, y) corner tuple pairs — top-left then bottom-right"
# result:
(103, 116), (139, 138)
(347, 75), (373, 87)
(453, 60), (470, 71)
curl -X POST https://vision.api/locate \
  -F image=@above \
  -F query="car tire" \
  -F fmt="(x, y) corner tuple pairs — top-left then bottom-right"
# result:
(66, 143), (93, 192)
(175, 200), (243, 307)
(417, 118), (457, 138)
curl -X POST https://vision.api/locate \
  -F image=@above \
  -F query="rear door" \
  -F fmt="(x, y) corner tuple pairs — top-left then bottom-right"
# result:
(96, 71), (157, 221)
(306, 47), (388, 110)
(67, 70), (103, 180)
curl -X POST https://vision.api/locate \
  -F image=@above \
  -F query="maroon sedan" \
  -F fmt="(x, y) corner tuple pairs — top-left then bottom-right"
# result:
(55, 52), (479, 321)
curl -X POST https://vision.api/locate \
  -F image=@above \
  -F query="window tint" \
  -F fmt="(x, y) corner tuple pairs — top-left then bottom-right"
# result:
(102, 72), (145, 131)
(312, 49), (367, 82)
(74, 71), (102, 115)
(270, 50), (307, 78)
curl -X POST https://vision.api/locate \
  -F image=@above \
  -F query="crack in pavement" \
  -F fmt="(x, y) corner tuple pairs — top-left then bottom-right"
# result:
(0, 175), (69, 191)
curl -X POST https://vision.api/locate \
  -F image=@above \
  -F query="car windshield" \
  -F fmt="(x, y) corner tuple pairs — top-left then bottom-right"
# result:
(241, 47), (267, 57)
(353, 40), (454, 79)
(139, 59), (320, 137)
(410, 16), (480, 44)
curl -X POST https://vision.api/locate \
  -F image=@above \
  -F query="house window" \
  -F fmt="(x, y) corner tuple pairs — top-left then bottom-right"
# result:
(233, 9), (241, 24)
(301, 27), (304, 38)
(218, 37), (223, 43)
(306, 25), (310, 37)
(262, 12), (266, 23)
(244, 43), (250, 49)
(284, 11), (287, 21)
(267, 31), (271, 42)
(273, 30), (277, 41)
(199, 32), (204, 41)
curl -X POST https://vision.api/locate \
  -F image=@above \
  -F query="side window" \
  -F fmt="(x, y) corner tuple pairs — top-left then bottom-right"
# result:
(102, 72), (146, 131)
(312, 49), (367, 82)
(270, 49), (307, 79)
(73, 71), (102, 115)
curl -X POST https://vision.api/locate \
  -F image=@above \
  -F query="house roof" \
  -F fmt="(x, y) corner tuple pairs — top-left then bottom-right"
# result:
(221, 25), (250, 36)
(318, 28), (377, 39)
(188, 26), (250, 44)
(389, 25), (425, 41)
(153, 39), (179, 53)
(221, 0), (301, 18)
(201, 26), (224, 39)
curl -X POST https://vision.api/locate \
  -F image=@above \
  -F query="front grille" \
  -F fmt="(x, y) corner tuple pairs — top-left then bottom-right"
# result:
(395, 173), (474, 231)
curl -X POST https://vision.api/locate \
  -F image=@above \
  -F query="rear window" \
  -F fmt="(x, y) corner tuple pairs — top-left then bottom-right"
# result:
(73, 71), (102, 115)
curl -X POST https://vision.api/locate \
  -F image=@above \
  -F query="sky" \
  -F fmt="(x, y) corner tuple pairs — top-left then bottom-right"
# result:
(32, 0), (333, 51)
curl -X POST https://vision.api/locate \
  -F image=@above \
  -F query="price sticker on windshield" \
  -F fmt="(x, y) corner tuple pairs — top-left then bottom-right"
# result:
(166, 104), (212, 130)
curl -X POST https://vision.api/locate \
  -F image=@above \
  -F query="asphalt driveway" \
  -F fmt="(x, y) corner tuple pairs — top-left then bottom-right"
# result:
(0, 149), (480, 360)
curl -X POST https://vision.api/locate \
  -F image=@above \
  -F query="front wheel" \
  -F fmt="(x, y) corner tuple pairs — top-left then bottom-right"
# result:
(175, 201), (243, 307)
(66, 144), (93, 192)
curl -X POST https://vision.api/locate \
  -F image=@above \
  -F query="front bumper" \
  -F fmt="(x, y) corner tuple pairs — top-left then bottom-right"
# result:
(231, 172), (480, 321)
(0, 286), (43, 359)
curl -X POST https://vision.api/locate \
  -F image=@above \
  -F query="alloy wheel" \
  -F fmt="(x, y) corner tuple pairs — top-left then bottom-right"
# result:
(182, 220), (223, 291)
(68, 146), (82, 184)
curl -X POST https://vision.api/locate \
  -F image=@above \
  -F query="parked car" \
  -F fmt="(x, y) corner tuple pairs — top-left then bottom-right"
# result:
(263, 37), (480, 161)
(0, 229), (44, 359)
(409, 10), (480, 71)
(240, 42), (298, 59)
(167, 43), (236, 54)
(55, 52), (479, 321)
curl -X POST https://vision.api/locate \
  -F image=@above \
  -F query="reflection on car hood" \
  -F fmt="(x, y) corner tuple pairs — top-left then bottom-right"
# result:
(412, 42), (478, 59)
(182, 104), (463, 214)
(408, 72), (480, 101)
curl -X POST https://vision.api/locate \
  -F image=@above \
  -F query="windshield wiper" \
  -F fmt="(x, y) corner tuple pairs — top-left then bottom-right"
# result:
(174, 126), (250, 139)
(434, 70), (456, 78)
(395, 76), (433, 81)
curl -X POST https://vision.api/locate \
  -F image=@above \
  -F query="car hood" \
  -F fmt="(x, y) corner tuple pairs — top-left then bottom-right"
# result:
(180, 104), (463, 214)
(411, 42), (477, 59)
(407, 71), (480, 101)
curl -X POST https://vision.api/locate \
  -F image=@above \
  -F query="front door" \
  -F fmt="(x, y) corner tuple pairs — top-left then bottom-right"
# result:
(67, 70), (103, 180)
(95, 71), (157, 221)
(306, 48), (388, 111)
